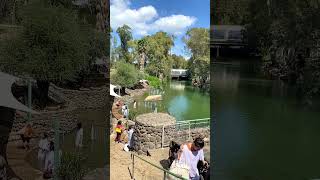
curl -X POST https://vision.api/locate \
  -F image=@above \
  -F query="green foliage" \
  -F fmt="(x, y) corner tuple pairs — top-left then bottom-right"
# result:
(57, 152), (88, 180)
(0, 0), (91, 82)
(111, 61), (139, 88)
(116, 24), (133, 63)
(171, 54), (188, 69)
(184, 28), (210, 84)
(143, 32), (174, 78)
(128, 109), (138, 121)
(145, 75), (162, 89)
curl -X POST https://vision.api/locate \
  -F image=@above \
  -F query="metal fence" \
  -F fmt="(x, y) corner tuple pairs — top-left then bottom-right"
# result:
(129, 153), (188, 180)
(162, 118), (210, 148)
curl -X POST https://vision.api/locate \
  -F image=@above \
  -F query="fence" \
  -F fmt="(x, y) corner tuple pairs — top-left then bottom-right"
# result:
(129, 153), (188, 180)
(162, 118), (210, 148)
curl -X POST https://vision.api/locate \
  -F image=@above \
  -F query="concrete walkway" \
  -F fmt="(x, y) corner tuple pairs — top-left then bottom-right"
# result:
(7, 140), (45, 180)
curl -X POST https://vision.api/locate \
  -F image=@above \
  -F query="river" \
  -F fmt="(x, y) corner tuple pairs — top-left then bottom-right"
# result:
(212, 59), (320, 180)
(131, 80), (210, 121)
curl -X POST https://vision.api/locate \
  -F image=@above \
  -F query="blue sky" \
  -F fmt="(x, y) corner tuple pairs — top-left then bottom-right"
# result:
(110, 0), (210, 59)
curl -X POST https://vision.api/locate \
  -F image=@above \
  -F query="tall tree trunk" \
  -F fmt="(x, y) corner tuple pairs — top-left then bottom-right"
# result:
(0, 107), (22, 180)
(36, 80), (50, 109)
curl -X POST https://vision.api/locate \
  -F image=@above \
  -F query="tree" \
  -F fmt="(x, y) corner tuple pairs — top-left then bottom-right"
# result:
(137, 38), (147, 70)
(144, 31), (174, 79)
(111, 61), (139, 94)
(0, 0), (91, 108)
(171, 54), (188, 69)
(183, 28), (210, 87)
(116, 24), (133, 63)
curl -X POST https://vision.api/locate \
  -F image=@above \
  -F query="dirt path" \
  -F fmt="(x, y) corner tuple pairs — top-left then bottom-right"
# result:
(110, 135), (171, 180)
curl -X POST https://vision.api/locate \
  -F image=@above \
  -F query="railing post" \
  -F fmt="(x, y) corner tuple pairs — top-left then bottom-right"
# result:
(132, 154), (135, 179)
(161, 125), (165, 148)
(188, 122), (191, 141)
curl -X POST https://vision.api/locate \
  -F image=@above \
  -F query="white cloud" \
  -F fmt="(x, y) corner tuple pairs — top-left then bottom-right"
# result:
(111, 0), (196, 36)
(153, 15), (196, 35)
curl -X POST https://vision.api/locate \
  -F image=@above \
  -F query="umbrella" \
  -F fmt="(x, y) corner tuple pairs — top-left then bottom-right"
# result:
(0, 72), (39, 114)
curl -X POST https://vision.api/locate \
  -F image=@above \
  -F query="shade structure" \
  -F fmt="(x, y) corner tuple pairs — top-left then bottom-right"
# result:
(0, 72), (39, 114)
(144, 95), (162, 102)
(110, 84), (120, 97)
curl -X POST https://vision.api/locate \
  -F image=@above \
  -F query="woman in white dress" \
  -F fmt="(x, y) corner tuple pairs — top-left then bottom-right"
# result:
(43, 141), (54, 179)
(38, 133), (49, 171)
(75, 123), (83, 150)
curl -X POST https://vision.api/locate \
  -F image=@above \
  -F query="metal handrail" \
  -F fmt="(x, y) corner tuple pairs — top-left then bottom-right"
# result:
(129, 153), (188, 180)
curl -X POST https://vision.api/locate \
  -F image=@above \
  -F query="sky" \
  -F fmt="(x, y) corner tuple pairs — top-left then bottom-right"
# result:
(110, 0), (210, 60)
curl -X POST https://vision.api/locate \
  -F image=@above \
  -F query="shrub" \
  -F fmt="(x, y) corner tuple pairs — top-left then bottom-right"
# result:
(57, 152), (88, 180)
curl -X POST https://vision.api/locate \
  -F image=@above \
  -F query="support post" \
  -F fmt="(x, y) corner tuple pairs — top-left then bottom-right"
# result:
(188, 122), (191, 141)
(132, 154), (135, 179)
(54, 116), (60, 180)
(161, 125), (165, 148)
(27, 78), (32, 122)
(217, 46), (220, 57)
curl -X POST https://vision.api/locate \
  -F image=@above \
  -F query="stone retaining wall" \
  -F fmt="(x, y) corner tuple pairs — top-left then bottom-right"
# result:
(132, 113), (210, 155)
(9, 108), (80, 141)
(9, 84), (109, 141)
(50, 84), (108, 109)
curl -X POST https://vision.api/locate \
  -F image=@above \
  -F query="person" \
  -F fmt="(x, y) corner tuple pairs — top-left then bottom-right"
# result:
(43, 141), (54, 179)
(115, 121), (124, 143)
(177, 137), (208, 180)
(124, 106), (129, 119)
(20, 123), (34, 150)
(127, 125), (134, 149)
(75, 122), (83, 149)
(133, 100), (137, 109)
(38, 133), (49, 170)
(0, 155), (7, 180)
(122, 103), (126, 114)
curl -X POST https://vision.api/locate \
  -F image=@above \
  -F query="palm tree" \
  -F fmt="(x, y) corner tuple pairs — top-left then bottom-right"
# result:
(137, 39), (147, 70)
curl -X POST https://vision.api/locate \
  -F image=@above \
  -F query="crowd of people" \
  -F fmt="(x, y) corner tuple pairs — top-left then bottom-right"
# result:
(15, 121), (85, 179)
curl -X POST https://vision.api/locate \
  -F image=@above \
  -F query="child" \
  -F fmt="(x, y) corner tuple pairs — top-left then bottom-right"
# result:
(20, 123), (34, 150)
(38, 133), (49, 170)
(115, 121), (123, 143)
(75, 123), (83, 149)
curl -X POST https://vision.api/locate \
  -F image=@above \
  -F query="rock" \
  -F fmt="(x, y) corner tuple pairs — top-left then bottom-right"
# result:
(142, 147), (148, 153)
(138, 150), (144, 155)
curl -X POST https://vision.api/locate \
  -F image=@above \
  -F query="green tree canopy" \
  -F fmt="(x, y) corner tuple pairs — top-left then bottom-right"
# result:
(116, 24), (132, 63)
(171, 54), (188, 69)
(111, 61), (139, 91)
(183, 28), (210, 85)
(0, 0), (91, 108)
(144, 31), (174, 78)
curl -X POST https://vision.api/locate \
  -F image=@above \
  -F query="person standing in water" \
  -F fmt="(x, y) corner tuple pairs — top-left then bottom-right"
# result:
(38, 133), (49, 170)
(75, 122), (83, 149)
(133, 100), (137, 109)
(124, 106), (129, 119)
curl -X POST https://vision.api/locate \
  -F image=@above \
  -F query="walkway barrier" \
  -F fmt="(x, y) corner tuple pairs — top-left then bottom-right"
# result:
(162, 118), (210, 148)
(129, 153), (188, 180)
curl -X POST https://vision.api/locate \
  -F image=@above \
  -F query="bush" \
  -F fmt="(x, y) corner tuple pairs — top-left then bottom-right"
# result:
(57, 152), (88, 180)
(145, 75), (162, 89)
(111, 61), (139, 88)
(128, 109), (138, 121)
